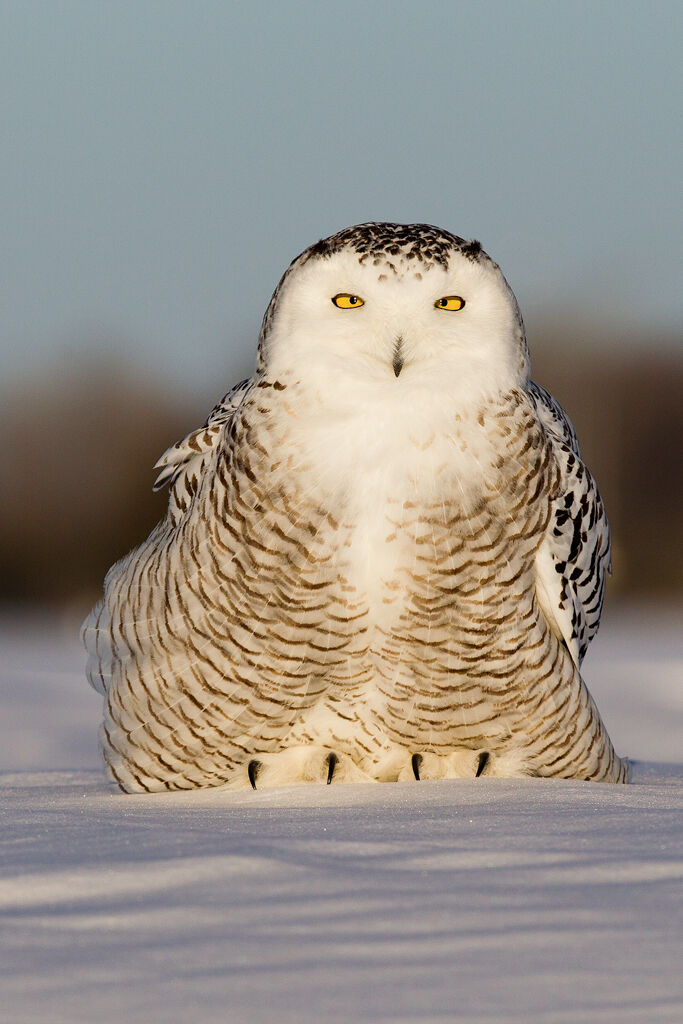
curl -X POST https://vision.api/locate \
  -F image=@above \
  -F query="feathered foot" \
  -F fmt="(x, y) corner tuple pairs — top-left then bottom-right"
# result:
(396, 748), (536, 781)
(226, 745), (374, 790)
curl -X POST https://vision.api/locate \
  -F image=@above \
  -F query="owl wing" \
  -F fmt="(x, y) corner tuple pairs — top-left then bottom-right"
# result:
(528, 380), (611, 667)
(84, 377), (254, 695)
(153, 377), (253, 523)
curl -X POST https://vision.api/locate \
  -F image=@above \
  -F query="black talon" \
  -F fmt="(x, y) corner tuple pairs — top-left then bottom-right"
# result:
(326, 752), (338, 784)
(475, 752), (490, 777)
(247, 759), (261, 790)
(411, 753), (423, 781)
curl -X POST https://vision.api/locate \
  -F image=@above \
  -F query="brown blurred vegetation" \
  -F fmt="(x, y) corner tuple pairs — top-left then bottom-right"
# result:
(0, 357), (202, 609)
(531, 330), (682, 595)
(0, 330), (681, 611)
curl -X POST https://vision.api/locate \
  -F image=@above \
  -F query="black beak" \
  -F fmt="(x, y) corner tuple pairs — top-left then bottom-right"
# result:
(392, 337), (404, 378)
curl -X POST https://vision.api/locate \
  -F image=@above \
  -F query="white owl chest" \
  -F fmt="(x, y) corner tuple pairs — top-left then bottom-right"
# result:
(271, 383), (503, 630)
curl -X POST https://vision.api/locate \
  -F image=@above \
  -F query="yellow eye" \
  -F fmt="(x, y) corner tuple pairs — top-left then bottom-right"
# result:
(435, 295), (466, 311)
(332, 293), (364, 309)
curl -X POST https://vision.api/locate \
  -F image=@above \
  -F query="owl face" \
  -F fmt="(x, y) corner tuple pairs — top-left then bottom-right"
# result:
(262, 223), (528, 403)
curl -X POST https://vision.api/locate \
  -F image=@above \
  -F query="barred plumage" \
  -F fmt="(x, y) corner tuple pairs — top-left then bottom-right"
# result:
(83, 222), (628, 792)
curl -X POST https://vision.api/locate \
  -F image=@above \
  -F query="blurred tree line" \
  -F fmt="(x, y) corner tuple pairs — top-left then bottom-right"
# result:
(0, 329), (680, 611)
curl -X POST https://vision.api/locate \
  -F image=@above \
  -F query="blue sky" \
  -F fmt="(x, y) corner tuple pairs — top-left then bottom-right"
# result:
(1, 0), (681, 392)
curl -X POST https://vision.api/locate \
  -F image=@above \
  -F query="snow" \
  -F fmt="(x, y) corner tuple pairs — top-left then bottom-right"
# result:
(1, 604), (681, 1023)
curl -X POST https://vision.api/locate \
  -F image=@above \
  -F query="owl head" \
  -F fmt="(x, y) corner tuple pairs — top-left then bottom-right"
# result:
(257, 223), (529, 403)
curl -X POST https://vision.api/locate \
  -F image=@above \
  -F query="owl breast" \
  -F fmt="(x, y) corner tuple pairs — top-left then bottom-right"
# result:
(257, 384), (556, 760)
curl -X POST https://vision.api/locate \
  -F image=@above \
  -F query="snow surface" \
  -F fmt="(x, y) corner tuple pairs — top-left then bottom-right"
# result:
(1, 604), (681, 1023)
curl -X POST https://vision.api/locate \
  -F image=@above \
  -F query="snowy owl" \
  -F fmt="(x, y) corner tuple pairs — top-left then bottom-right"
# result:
(83, 222), (628, 792)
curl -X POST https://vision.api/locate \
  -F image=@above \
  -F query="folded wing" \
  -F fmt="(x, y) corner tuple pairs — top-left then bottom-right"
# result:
(529, 380), (611, 667)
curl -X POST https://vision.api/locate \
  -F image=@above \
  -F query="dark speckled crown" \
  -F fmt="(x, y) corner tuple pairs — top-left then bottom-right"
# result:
(302, 222), (484, 268)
